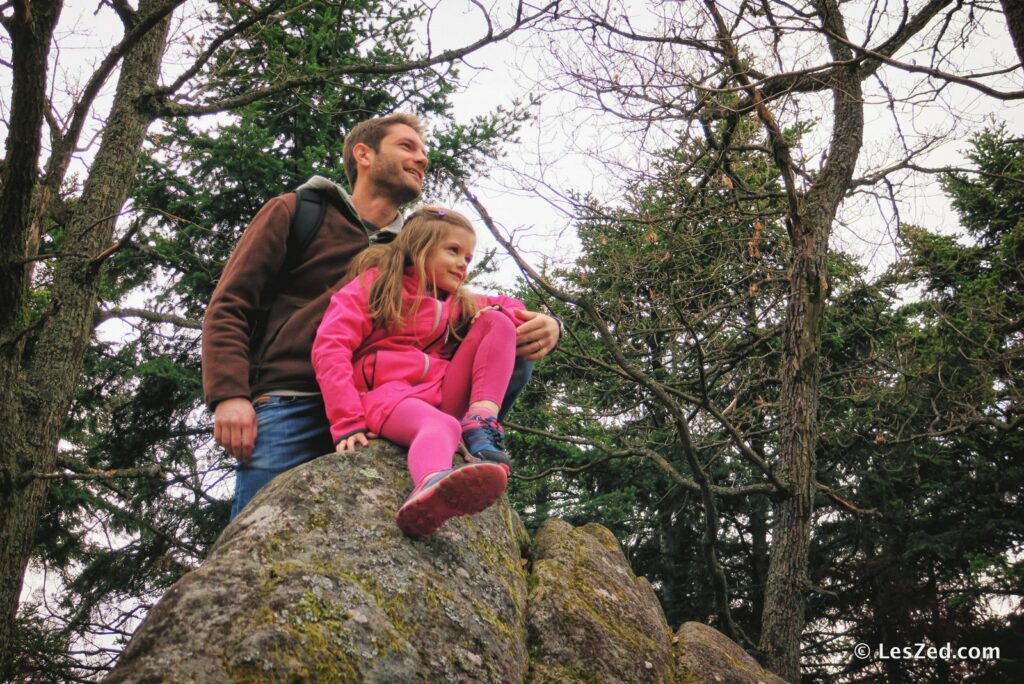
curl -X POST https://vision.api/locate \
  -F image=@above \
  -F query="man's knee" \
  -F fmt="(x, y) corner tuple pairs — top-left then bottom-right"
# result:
(508, 356), (533, 393)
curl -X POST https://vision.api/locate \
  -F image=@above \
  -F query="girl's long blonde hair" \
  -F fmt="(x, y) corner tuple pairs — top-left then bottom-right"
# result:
(348, 206), (479, 336)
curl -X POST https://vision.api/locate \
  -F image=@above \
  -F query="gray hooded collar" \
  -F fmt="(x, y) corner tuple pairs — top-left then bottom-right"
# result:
(296, 174), (405, 239)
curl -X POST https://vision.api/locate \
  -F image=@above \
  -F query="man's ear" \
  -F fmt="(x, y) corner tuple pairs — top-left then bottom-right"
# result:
(352, 142), (373, 170)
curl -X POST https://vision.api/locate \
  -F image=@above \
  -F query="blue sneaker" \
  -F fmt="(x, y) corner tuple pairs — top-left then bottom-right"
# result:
(461, 415), (511, 472)
(396, 462), (508, 538)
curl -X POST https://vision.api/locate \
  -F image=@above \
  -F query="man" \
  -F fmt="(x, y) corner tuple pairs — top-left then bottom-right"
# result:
(202, 113), (559, 519)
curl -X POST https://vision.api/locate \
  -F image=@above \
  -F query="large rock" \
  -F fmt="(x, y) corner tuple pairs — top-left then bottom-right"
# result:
(673, 622), (787, 684)
(526, 519), (674, 683)
(106, 441), (530, 683)
(105, 440), (784, 683)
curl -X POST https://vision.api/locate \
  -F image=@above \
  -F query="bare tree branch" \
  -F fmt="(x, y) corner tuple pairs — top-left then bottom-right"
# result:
(146, 2), (559, 117)
(96, 308), (201, 329)
(27, 464), (163, 482)
(507, 421), (779, 496)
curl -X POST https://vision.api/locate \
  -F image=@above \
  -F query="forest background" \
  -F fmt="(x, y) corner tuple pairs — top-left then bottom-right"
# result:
(1, 0), (1023, 681)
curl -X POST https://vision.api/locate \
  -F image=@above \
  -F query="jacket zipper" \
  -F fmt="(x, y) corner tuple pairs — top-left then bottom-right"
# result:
(422, 299), (449, 353)
(419, 353), (430, 382)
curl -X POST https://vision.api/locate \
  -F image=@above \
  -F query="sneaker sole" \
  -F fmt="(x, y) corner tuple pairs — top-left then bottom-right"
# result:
(396, 463), (508, 538)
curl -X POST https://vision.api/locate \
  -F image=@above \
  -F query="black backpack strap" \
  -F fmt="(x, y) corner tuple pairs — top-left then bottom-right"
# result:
(285, 188), (328, 273)
(369, 228), (397, 245)
(249, 188), (347, 377)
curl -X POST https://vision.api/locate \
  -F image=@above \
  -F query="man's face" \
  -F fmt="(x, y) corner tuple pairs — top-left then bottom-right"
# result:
(359, 124), (428, 207)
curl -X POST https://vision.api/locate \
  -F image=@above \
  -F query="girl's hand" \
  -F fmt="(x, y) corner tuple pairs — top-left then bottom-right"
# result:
(472, 305), (500, 323)
(335, 432), (377, 452)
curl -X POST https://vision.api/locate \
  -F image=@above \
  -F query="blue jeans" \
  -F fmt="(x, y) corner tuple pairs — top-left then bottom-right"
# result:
(230, 395), (333, 519)
(500, 357), (533, 421)
(230, 358), (534, 519)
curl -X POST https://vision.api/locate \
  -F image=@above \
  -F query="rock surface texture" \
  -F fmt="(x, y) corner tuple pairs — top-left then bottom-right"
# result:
(106, 441), (783, 683)
(526, 519), (674, 683)
(673, 622), (787, 684)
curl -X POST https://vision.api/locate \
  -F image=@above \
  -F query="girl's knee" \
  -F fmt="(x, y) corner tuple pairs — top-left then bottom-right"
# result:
(476, 309), (516, 336)
(419, 412), (460, 440)
(438, 412), (461, 437)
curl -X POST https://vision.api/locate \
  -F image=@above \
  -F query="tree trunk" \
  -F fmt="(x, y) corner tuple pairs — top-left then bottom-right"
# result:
(758, 1), (864, 679)
(745, 300), (770, 639)
(0, 0), (64, 671)
(749, 481), (769, 638)
(0, 0), (61, 318)
(0, 0), (170, 670)
(758, 225), (827, 681)
(1000, 0), (1024, 67)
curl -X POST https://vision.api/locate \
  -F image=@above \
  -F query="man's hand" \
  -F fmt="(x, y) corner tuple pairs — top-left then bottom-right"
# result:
(514, 309), (560, 361)
(336, 432), (377, 452)
(213, 397), (258, 462)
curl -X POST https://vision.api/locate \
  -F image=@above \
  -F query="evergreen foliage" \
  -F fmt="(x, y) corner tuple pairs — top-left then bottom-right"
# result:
(811, 125), (1024, 682)
(507, 125), (1024, 682)
(508, 118), (794, 633)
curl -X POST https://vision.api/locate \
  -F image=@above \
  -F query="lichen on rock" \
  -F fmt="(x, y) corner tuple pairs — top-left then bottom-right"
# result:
(673, 622), (787, 684)
(105, 441), (529, 683)
(525, 519), (675, 683)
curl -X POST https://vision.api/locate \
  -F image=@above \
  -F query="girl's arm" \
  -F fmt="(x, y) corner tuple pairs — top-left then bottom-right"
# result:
(312, 275), (375, 444)
(476, 294), (527, 326)
(476, 294), (562, 361)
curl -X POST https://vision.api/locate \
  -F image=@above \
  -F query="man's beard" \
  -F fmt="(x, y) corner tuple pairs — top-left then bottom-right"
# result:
(368, 157), (421, 207)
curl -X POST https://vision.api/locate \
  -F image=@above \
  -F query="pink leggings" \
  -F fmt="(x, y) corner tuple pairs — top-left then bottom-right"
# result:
(379, 310), (516, 485)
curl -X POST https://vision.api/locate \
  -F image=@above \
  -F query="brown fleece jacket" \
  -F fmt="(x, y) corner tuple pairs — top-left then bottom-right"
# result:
(201, 191), (370, 409)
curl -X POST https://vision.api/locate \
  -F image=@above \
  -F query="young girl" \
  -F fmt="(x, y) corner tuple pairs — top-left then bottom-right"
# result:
(312, 206), (523, 538)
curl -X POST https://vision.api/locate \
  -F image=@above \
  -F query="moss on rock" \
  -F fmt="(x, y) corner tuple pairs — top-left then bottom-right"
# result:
(672, 622), (786, 684)
(106, 442), (528, 683)
(525, 519), (675, 683)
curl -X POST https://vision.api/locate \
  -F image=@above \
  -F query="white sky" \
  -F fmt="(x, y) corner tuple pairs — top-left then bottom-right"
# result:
(431, 0), (1024, 284)
(6, 0), (1021, 290)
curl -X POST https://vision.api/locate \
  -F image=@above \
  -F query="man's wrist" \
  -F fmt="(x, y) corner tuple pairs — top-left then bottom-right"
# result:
(551, 314), (564, 347)
(211, 395), (251, 412)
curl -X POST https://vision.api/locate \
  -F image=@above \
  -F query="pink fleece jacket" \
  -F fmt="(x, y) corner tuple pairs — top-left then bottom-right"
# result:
(312, 268), (525, 443)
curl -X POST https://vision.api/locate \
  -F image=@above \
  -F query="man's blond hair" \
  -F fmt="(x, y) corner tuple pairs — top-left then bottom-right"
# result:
(342, 113), (426, 188)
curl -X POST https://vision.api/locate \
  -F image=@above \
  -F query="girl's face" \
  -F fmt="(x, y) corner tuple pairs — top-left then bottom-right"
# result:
(426, 225), (476, 295)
